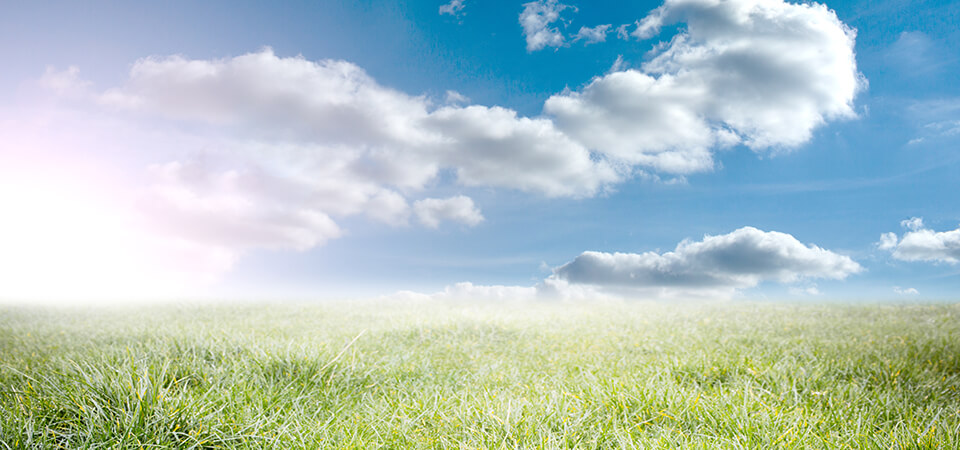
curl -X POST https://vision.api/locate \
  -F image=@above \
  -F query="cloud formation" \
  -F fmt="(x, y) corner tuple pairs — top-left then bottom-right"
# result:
(22, 0), (864, 293)
(99, 50), (619, 198)
(893, 286), (919, 296)
(519, 0), (573, 51)
(550, 227), (862, 298)
(414, 195), (484, 228)
(546, 0), (863, 173)
(573, 24), (611, 45)
(396, 226), (861, 301)
(439, 0), (466, 18)
(879, 217), (960, 263)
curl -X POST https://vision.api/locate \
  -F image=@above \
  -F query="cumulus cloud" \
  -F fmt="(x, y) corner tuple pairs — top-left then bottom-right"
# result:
(546, 0), (863, 173)
(550, 227), (861, 299)
(519, 0), (573, 51)
(878, 232), (899, 251)
(879, 217), (960, 263)
(439, 0), (466, 18)
(391, 226), (860, 302)
(99, 51), (437, 152)
(573, 24), (612, 45)
(413, 195), (484, 228)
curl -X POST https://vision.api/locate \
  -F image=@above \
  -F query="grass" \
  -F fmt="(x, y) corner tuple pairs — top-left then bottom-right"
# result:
(1, 300), (959, 448)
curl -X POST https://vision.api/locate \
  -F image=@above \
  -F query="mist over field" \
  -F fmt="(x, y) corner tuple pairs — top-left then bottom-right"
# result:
(2, 0), (960, 447)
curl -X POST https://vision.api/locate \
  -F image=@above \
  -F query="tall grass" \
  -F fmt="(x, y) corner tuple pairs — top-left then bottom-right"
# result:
(1, 301), (958, 448)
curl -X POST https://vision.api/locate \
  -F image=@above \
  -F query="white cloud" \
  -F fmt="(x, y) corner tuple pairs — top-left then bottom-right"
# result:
(99, 51), (437, 152)
(414, 195), (484, 228)
(879, 217), (960, 263)
(96, 50), (620, 199)
(393, 226), (861, 302)
(546, 0), (864, 173)
(444, 90), (470, 105)
(38, 66), (91, 96)
(423, 105), (620, 197)
(519, 0), (573, 52)
(439, 0), (466, 18)
(549, 227), (862, 299)
(901, 217), (924, 231)
(893, 286), (919, 296)
(878, 232), (898, 251)
(574, 24), (612, 45)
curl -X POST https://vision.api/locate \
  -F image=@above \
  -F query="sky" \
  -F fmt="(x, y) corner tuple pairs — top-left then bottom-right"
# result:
(0, 0), (958, 303)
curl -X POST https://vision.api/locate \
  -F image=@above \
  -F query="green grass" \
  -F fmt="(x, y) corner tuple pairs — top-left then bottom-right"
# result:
(1, 300), (959, 448)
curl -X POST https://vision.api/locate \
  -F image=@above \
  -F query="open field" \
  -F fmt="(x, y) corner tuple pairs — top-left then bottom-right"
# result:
(1, 301), (959, 448)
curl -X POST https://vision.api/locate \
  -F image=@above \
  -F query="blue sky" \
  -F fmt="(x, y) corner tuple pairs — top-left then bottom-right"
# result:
(0, 0), (958, 302)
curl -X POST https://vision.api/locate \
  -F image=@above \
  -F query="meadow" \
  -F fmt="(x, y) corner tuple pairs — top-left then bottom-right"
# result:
(1, 300), (958, 448)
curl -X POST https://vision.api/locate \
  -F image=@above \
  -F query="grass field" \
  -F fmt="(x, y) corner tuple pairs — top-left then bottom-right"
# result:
(1, 300), (959, 448)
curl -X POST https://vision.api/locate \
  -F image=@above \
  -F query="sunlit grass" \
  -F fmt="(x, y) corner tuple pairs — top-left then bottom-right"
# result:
(1, 301), (959, 448)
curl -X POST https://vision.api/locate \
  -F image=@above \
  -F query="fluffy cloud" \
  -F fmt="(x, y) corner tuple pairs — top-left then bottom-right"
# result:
(413, 195), (484, 228)
(100, 51), (437, 153)
(879, 217), (960, 263)
(546, 0), (863, 173)
(550, 227), (861, 298)
(519, 0), (573, 51)
(99, 50), (619, 198)
(423, 105), (619, 197)
(395, 226), (860, 302)
(573, 24), (612, 45)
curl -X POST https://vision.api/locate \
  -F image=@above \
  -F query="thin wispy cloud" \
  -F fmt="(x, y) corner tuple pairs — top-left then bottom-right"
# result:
(573, 24), (611, 45)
